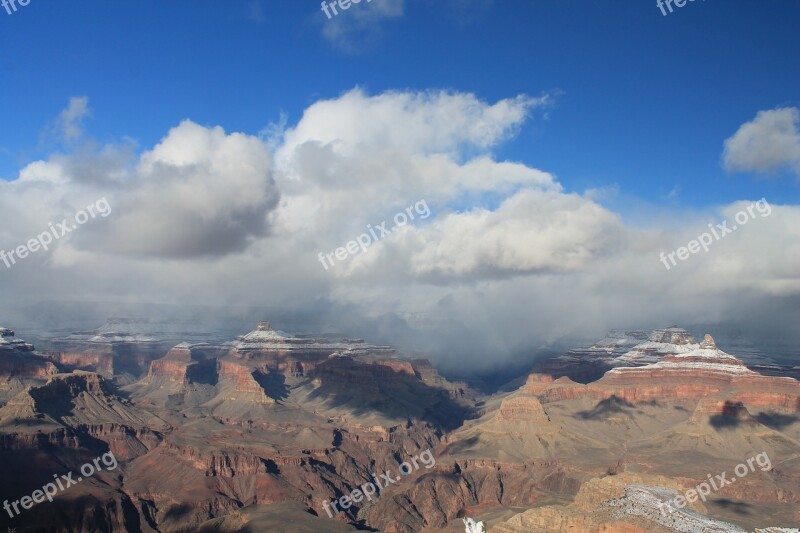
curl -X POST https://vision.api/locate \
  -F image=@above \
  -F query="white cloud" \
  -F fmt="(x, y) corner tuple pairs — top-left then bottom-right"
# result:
(96, 121), (279, 258)
(381, 188), (625, 279)
(2, 120), (279, 260)
(277, 88), (546, 161)
(723, 107), (800, 178)
(56, 96), (90, 143)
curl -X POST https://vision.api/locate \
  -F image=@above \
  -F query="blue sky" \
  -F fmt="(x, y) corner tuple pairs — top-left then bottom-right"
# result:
(2, 0), (798, 208)
(2, 1), (800, 356)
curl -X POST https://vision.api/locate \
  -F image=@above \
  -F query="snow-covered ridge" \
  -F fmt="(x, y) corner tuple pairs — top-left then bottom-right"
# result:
(608, 360), (756, 376)
(237, 321), (294, 342)
(607, 335), (768, 377)
(666, 334), (742, 362)
(611, 327), (700, 366)
(172, 341), (210, 349)
(0, 326), (34, 351)
(230, 321), (395, 356)
(647, 326), (698, 345)
(588, 330), (650, 354)
(605, 484), (748, 532)
(556, 330), (650, 366)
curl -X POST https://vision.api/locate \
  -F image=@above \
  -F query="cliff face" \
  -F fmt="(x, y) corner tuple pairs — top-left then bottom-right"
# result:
(44, 320), (180, 378)
(147, 343), (192, 378)
(0, 370), (166, 532)
(0, 351), (58, 379)
(216, 359), (273, 404)
(363, 459), (584, 532)
(306, 355), (474, 431)
(50, 348), (115, 376)
(148, 356), (191, 382)
(1, 371), (165, 434)
(112, 419), (444, 532)
(51, 342), (173, 378)
(30, 371), (107, 398)
(312, 356), (413, 390)
(0, 329), (58, 380)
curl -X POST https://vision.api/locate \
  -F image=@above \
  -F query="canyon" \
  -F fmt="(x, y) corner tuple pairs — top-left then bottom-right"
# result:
(0, 321), (798, 532)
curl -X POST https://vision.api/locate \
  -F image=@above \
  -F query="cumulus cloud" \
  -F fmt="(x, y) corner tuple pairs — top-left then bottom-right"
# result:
(2, 120), (280, 260)
(272, 89), (554, 252)
(99, 121), (279, 258)
(55, 96), (90, 143)
(277, 89), (546, 160)
(405, 189), (625, 279)
(723, 107), (800, 178)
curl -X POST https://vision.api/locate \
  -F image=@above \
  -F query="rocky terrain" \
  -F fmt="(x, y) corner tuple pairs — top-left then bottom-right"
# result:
(0, 322), (798, 532)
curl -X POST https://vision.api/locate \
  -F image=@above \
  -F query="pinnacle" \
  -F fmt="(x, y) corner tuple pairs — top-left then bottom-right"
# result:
(699, 334), (717, 350)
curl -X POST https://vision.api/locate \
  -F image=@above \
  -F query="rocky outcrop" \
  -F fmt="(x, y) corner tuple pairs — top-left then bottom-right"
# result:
(51, 349), (115, 376)
(495, 394), (550, 423)
(30, 370), (106, 398)
(146, 343), (205, 382)
(532, 328), (691, 383)
(162, 441), (273, 477)
(229, 322), (395, 374)
(598, 335), (800, 410)
(0, 328), (57, 380)
(534, 326), (793, 384)
(0, 426), (83, 450)
(1, 371), (165, 434)
(610, 326), (699, 367)
(78, 422), (162, 459)
(0, 327), (35, 352)
(525, 335), (800, 414)
(216, 359), (273, 404)
(363, 459), (583, 532)
(312, 356), (416, 390)
(0, 350), (58, 379)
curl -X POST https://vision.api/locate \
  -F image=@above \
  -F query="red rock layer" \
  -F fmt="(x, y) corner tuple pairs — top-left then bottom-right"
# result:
(217, 359), (270, 399)
(522, 370), (800, 413)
